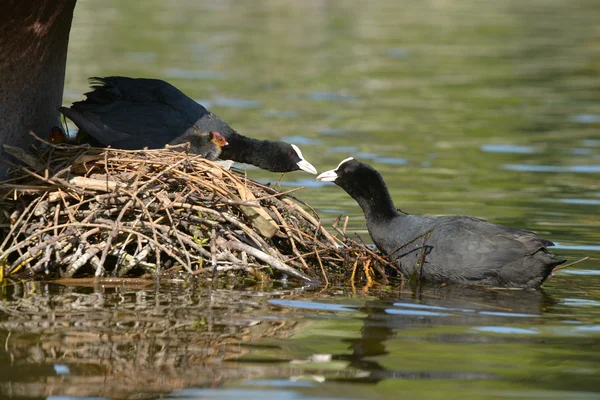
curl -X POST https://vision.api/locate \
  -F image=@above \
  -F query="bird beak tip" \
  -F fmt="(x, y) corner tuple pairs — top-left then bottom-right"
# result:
(316, 169), (337, 182)
(297, 160), (317, 175)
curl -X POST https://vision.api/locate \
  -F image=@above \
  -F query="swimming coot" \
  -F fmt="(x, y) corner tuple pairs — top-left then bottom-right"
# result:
(316, 157), (566, 288)
(59, 77), (317, 174)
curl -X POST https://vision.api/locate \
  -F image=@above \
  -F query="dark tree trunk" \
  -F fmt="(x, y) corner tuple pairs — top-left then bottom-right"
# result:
(0, 0), (76, 179)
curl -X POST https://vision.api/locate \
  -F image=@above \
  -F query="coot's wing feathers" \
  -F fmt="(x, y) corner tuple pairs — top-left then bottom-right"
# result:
(59, 106), (131, 145)
(444, 216), (554, 253)
(61, 101), (192, 149)
(90, 77), (212, 120)
(78, 77), (122, 105)
(417, 216), (552, 274)
(90, 102), (193, 149)
(496, 224), (556, 247)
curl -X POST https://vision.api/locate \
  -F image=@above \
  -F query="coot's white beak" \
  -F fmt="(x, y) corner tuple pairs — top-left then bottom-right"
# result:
(297, 159), (317, 175)
(291, 144), (317, 174)
(316, 169), (338, 182)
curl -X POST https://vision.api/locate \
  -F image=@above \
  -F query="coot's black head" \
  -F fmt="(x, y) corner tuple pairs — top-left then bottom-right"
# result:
(316, 157), (379, 191)
(264, 142), (317, 174)
(316, 157), (396, 218)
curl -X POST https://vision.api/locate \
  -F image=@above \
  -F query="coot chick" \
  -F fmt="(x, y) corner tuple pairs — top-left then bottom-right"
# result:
(48, 125), (93, 145)
(168, 130), (229, 160)
(48, 126), (68, 144)
(316, 157), (566, 288)
(59, 77), (317, 174)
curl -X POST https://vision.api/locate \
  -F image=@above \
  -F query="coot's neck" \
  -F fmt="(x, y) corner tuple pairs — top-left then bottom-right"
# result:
(218, 131), (280, 170)
(347, 175), (400, 223)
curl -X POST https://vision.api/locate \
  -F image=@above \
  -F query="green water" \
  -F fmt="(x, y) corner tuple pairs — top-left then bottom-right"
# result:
(2, 0), (600, 398)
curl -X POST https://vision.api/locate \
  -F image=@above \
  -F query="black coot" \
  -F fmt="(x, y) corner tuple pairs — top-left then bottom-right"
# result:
(59, 77), (317, 174)
(317, 157), (566, 288)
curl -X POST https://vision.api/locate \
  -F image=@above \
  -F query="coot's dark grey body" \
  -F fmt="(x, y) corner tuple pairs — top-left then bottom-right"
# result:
(60, 77), (317, 173)
(317, 158), (566, 288)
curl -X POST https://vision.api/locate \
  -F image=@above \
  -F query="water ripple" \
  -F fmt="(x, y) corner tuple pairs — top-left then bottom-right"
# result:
(481, 144), (535, 154)
(503, 164), (600, 173)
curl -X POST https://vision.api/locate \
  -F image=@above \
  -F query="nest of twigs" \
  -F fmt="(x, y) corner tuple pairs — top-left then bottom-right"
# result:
(0, 132), (405, 285)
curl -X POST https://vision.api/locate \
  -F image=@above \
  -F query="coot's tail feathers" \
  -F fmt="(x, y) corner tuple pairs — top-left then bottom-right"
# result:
(69, 77), (122, 106)
(539, 238), (556, 247)
(88, 76), (111, 87)
(537, 248), (567, 284)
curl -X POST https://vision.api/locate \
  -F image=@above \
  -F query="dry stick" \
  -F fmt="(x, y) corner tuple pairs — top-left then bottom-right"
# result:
(286, 225), (336, 252)
(5, 160), (59, 187)
(280, 214), (305, 243)
(154, 192), (193, 273)
(350, 259), (359, 287)
(97, 198), (133, 273)
(111, 157), (196, 274)
(53, 199), (61, 236)
(115, 245), (154, 276)
(84, 159), (150, 276)
(282, 198), (337, 246)
(30, 245), (53, 273)
(57, 188), (106, 276)
(342, 216), (349, 234)
(210, 228), (218, 283)
(151, 223), (212, 259)
(56, 227), (101, 263)
(0, 192), (47, 251)
(170, 202), (226, 222)
(254, 186), (305, 201)
(8, 231), (75, 273)
(285, 247), (330, 262)
(67, 245), (104, 277)
(221, 213), (273, 255)
(2, 222), (169, 267)
(149, 230), (198, 271)
(218, 237), (315, 283)
(314, 245), (329, 286)
(215, 197), (260, 208)
(331, 218), (398, 280)
(352, 233), (393, 282)
(330, 218), (358, 251)
(173, 168), (229, 197)
(363, 259), (374, 286)
(112, 209), (147, 276)
(53, 203), (62, 263)
(552, 256), (589, 273)
(270, 206), (310, 272)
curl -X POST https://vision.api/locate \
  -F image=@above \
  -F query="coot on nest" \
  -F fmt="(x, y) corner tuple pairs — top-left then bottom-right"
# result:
(60, 77), (317, 174)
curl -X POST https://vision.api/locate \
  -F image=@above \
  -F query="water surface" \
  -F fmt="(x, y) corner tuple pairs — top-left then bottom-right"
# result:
(3, 0), (600, 398)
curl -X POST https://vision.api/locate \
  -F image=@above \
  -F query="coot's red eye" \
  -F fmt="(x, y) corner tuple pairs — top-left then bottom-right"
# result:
(344, 168), (349, 173)
(288, 151), (293, 156)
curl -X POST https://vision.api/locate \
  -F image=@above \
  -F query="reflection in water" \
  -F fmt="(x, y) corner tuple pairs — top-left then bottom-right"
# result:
(1, 281), (599, 398)
(0, 283), (306, 398)
(334, 286), (554, 384)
